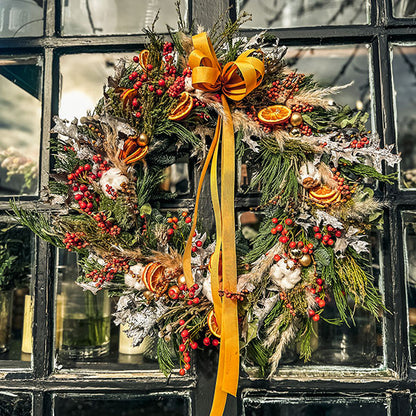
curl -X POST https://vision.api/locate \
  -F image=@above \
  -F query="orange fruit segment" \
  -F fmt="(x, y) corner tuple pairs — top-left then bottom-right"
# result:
(207, 310), (221, 338)
(138, 50), (149, 70)
(257, 105), (292, 125)
(168, 92), (193, 121)
(309, 185), (341, 205)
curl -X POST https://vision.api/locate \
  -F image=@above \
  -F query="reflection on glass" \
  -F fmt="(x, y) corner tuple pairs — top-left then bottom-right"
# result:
(311, 230), (381, 367)
(243, 397), (387, 416)
(160, 163), (189, 195)
(61, 0), (185, 36)
(392, 46), (416, 188)
(239, 211), (262, 243)
(285, 46), (371, 113)
(0, 392), (32, 416)
(54, 395), (189, 416)
(0, 0), (43, 38)
(56, 250), (160, 369)
(0, 56), (41, 195)
(404, 216), (416, 364)
(57, 251), (110, 361)
(0, 222), (33, 363)
(394, 0), (416, 18)
(60, 53), (134, 120)
(239, 0), (368, 28)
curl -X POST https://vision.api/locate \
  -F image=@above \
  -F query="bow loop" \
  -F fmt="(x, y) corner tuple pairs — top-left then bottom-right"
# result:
(188, 33), (264, 101)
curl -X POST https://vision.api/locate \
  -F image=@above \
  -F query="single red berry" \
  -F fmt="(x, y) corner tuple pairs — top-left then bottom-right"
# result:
(158, 79), (165, 87)
(308, 309), (315, 317)
(313, 226), (320, 232)
(272, 218), (278, 224)
(307, 243), (314, 249)
(312, 314), (320, 322)
(185, 217), (192, 223)
(203, 337), (210, 346)
(133, 56), (139, 62)
(273, 254), (281, 262)
(316, 278), (323, 285)
(184, 355), (191, 363)
(193, 297), (200, 304)
(297, 241), (304, 248)
(271, 228), (277, 235)
(289, 241), (296, 249)
(335, 230), (342, 238)
(179, 368), (186, 376)
(315, 233), (322, 240)
(196, 240), (202, 247)
(156, 89), (163, 96)
(285, 218), (293, 225)
(318, 299), (326, 308)
(327, 239), (334, 246)
(167, 229), (174, 236)
(212, 339), (219, 347)
(181, 329), (189, 338)
(327, 226), (334, 232)
(147, 64), (153, 71)
(302, 247), (309, 254)
(74, 194), (82, 201)
(179, 343), (186, 352)
(190, 341), (198, 350)
(276, 224), (283, 232)
(184, 363), (191, 370)
(179, 319), (185, 326)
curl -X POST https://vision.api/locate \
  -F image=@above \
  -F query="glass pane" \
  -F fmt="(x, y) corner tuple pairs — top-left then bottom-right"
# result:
(285, 45), (371, 114)
(404, 213), (416, 364)
(54, 394), (189, 416)
(55, 250), (159, 370)
(0, 220), (34, 366)
(239, 0), (368, 28)
(393, 0), (416, 18)
(61, 0), (187, 36)
(0, 0), (43, 38)
(0, 392), (32, 416)
(391, 45), (416, 188)
(243, 396), (388, 416)
(0, 56), (41, 196)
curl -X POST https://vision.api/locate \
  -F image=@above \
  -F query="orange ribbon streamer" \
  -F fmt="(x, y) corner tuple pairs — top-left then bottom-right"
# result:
(183, 32), (264, 416)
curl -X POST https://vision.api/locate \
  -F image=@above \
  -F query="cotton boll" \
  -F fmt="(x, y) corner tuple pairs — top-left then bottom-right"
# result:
(124, 263), (145, 291)
(298, 162), (321, 189)
(270, 259), (301, 290)
(100, 167), (128, 195)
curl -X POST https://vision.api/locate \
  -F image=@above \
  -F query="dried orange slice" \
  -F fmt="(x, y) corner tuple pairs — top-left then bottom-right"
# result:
(120, 88), (137, 108)
(142, 263), (159, 291)
(309, 185), (337, 201)
(168, 92), (193, 121)
(257, 105), (292, 125)
(309, 185), (341, 205)
(138, 50), (149, 70)
(207, 310), (221, 338)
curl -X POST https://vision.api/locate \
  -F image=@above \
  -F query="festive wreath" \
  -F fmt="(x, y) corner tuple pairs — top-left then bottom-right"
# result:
(13, 10), (400, 416)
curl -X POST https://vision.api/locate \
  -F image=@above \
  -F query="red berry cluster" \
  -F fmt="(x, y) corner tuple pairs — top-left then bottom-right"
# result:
(105, 184), (118, 200)
(177, 283), (200, 305)
(178, 322), (197, 376)
(92, 212), (121, 236)
(63, 232), (89, 251)
(300, 124), (312, 136)
(167, 75), (186, 98)
(92, 154), (110, 178)
(267, 72), (305, 101)
(279, 291), (296, 317)
(349, 136), (370, 149)
(291, 104), (314, 113)
(85, 257), (130, 288)
(313, 225), (342, 247)
(331, 168), (352, 199)
(63, 146), (75, 152)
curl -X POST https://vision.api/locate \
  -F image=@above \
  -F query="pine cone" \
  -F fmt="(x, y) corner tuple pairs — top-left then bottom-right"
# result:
(302, 177), (321, 189)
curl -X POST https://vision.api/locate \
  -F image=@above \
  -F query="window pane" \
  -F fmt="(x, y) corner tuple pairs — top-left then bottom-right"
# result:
(0, 220), (34, 367)
(239, 0), (368, 28)
(393, 0), (416, 18)
(404, 213), (416, 365)
(243, 396), (388, 416)
(61, 0), (187, 36)
(0, 392), (32, 416)
(0, 56), (41, 196)
(391, 45), (416, 188)
(55, 251), (159, 370)
(0, 0), (43, 38)
(54, 394), (189, 416)
(285, 45), (372, 115)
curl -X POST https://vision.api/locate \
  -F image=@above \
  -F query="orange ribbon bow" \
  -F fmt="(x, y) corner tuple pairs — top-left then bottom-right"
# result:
(183, 32), (264, 416)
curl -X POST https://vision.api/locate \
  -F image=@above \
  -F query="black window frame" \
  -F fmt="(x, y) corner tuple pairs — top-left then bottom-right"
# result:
(0, 0), (415, 414)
